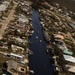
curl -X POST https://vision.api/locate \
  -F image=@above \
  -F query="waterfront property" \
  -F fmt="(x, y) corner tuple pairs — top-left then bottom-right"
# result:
(63, 54), (75, 63)
(66, 65), (75, 73)
(9, 53), (24, 60)
(7, 60), (26, 75)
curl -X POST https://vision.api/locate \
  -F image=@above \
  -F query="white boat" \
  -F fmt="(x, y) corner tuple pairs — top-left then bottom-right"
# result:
(40, 40), (42, 42)
(30, 70), (34, 74)
(36, 36), (38, 39)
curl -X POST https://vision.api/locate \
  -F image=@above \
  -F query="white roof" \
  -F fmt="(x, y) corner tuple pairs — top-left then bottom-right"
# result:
(19, 15), (28, 22)
(66, 65), (75, 73)
(59, 45), (68, 50)
(21, 61), (25, 64)
(11, 45), (24, 50)
(63, 55), (75, 63)
(0, 4), (7, 11)
(10, 53), (23, 58)
(15, 37), (23, 42)
(0, 1), (9, 11)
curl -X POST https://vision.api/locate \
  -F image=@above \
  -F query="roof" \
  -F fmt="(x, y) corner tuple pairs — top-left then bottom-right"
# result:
(0, 1), (9, 11)
(63, 55), (75, 63)
(7, 60), (25, 74)
(0, 5), (6, 11)
(66, 65), (75, 73)
(15, 37), (23, 43)
(8, 60), (18, 69)
(11, 45), (24, 51)
(54, 34), (64, 40)
(59, 45), (68, 51)
(62, 50), (73, 55)
(10, 53), (23, 58)
(69, 67), (75, 73)
(19, 15), (28, 23)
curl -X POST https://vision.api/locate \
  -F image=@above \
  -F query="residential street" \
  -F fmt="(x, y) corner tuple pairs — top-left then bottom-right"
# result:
(0, 4), (17, 39)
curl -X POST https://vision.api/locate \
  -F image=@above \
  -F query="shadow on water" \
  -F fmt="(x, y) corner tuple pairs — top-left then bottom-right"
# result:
(29, 7), (55, 75)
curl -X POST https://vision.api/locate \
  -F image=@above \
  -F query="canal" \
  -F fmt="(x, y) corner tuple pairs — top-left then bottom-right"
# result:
(29, 9), (54, 75)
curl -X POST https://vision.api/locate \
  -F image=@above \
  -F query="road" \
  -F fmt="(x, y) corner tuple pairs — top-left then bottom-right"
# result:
(0, 4), (18, 39)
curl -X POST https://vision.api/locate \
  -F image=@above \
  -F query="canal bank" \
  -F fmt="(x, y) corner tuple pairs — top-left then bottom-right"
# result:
(28, 8), (55, 75)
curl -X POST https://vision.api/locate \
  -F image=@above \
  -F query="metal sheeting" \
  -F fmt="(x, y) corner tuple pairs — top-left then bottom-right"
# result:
(63, 54), (75, 63)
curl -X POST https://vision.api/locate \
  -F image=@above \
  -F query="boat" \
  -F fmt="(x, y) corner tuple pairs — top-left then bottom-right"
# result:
(29, 51), (33, 55)
(40, 40), (42, 42)
(36, 36), (38, 39)
(30, 70), (34, 74)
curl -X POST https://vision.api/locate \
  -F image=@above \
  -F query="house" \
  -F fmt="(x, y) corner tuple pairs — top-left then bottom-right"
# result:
(68, 22), (75, 29)
(54, 34), (64, 40)
(10, 53), (24, 60)
(0, 1), (10, 12)
(59, 45), (73, 55)
(13, 37), (25, 45)
(62, 50), (73, 55)
(11, 45), (24, 52)
(55, 39), (63, 45)
(66, 65), (75, 73)
(18, 14), (28, 26)
(7, 60), (26, 75)
(63, 54), (75, 63)
(0, 5), (7, 11)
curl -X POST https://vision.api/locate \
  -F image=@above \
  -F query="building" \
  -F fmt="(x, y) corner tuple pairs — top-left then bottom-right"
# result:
(7, 60), (26, 75)
(63, 54), (75, 63)
(10, 53), (24, 60)
(11, 45), (24, 52)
